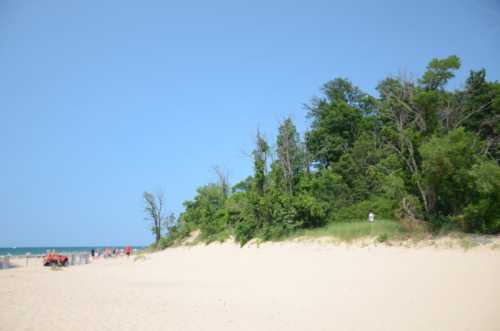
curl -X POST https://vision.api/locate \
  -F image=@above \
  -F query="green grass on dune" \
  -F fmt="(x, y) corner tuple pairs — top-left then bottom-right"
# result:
(288, 219), (405, 242)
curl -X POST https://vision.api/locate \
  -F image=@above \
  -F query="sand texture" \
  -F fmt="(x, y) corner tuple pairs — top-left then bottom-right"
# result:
(1, 242), (500, 331)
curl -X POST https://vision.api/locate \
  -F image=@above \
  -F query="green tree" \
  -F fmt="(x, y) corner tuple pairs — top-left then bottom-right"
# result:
(162, 212), (177, 236)
(419, 128), (480, 215)
(253, 131), (269, 196)
(180, 184), (228, 242)
(460, 70), (500, 160)
(463, 160), (500, 233)
(419, 55), (461, 91)
(305, 78), (367, 168)
(276, 117), (304, 194)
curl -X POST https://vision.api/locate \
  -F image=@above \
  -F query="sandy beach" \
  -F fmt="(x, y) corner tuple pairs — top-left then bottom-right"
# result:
(1, 241), (500, 331)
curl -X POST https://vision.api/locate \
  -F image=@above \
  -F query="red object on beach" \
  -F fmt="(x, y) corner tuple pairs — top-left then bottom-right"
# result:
(125, 246), (132, 256)
(43, 252), (69, 267)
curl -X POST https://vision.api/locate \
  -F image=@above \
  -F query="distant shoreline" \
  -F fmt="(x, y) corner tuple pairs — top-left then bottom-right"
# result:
(0, 246), (145, 257)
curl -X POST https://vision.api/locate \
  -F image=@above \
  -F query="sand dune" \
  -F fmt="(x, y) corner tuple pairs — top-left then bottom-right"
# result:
(1, 242), (500, 331)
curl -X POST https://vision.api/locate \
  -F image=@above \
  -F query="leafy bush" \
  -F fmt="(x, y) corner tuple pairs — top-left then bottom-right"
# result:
(462, 160), (500, 234)
(254, 191), (298, 241)
(198, 209), (230, 243)
(420, 128), (480, 216)
(292, 194), (326, 228)
(234, 220), (258, 246)
(157, 236), (173, 249)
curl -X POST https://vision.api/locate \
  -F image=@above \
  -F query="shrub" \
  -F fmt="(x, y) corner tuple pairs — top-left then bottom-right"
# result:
(292, 194), (326, 228)
(199, 209), (230, 243)
(464, 200), (500, 234)
(462, 160), (500, 234)
(419, 128), (479, 216)
(377, 233), (388, 243)
(235, 220), (258, 246)
(157, 236), (173, 249)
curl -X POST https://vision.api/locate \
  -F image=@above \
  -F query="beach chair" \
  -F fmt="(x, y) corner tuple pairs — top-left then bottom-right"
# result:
(78, 253), (89, 265)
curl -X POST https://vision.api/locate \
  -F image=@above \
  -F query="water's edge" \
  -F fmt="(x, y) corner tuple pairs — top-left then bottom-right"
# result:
(0, 246), (144, 257)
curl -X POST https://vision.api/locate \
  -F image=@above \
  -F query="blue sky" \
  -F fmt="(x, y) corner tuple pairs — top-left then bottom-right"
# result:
(1, 0), (499, 246)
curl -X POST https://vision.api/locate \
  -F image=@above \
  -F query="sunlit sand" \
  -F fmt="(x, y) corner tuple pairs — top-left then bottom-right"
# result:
(1, 242), (500, 331)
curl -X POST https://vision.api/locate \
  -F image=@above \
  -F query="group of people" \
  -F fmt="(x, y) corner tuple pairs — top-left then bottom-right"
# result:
(90, 246), (133, 259)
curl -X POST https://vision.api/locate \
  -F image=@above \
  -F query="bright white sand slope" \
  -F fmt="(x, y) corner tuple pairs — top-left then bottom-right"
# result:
(1, 242), (500, 331)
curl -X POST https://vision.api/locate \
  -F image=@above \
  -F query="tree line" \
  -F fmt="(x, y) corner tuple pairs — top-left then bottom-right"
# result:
(145, 56), (500, 247)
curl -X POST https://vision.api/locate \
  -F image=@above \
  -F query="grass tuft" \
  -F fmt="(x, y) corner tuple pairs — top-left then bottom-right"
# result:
(377, 233), (389, 243)
(459, 237), (478, 251)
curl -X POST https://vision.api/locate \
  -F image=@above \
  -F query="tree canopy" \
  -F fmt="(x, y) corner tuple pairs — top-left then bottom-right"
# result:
(150, 56), (500, 247)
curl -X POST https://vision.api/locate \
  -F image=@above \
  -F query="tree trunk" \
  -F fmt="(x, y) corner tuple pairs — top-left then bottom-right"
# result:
(155, 226), (161, 244)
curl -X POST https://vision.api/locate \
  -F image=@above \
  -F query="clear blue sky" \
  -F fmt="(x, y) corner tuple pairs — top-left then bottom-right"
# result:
(1, 0), (499, 247)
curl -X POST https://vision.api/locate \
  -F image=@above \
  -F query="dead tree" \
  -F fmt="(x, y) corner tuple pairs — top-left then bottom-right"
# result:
(379, 77), (431, 213)
(143, 191), (166, 245)
(213, 166), (229, 201)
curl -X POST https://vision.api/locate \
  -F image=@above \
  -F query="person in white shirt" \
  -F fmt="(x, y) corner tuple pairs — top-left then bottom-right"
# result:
(368, 211), (375, 223)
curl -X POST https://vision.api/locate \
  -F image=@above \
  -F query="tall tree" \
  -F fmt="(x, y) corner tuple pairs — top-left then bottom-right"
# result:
(213, 166), (230, 201)
(419, 55), (461, 91)
(143, 191), (167, 245)
(377, 75), (431, 213)
(461, 69), (500, 160)
(276, 117), (303, 194)
(253, 131), (269, 196)
(305, 78), (367, 168)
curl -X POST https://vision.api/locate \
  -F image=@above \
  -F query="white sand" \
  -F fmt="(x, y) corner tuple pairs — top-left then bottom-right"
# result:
(1, 242), (500, 331)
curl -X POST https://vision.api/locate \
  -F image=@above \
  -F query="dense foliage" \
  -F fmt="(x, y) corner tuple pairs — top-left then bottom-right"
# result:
(156, 56), (500, 247)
